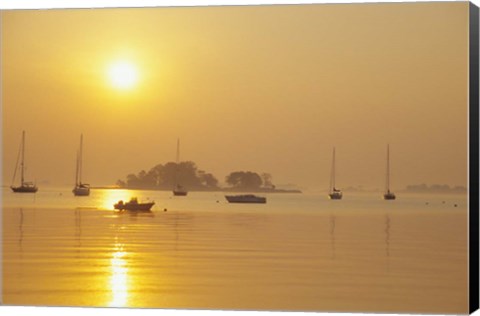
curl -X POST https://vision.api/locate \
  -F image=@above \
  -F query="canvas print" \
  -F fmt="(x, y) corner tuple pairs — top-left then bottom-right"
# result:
(1, 1), (478, 314)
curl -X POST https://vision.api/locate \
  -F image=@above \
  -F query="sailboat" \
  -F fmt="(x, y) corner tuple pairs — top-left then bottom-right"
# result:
(328, 147), (343, 200)
(72, 134), (90, 196)
(383, 144), (396, 200)
(173, 138), (188, 196)
(11, 131), (38, 193)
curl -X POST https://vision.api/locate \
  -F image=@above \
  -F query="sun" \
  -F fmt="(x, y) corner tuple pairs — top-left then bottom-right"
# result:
(108, 61), (139, 90)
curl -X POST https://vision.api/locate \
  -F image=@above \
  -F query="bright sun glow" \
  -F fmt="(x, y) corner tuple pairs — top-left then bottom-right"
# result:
(108, 61), (138, 90)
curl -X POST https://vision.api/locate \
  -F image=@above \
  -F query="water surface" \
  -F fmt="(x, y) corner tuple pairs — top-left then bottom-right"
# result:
(2, 188), (468, 313)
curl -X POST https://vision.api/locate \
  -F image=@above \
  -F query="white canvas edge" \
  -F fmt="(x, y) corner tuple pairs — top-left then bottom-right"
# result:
(0, 1), (478, 316)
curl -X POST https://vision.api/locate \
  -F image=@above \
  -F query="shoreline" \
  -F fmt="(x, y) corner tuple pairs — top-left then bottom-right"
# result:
(90, 186), (303, 194)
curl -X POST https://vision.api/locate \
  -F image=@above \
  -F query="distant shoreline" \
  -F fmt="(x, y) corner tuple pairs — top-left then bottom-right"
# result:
(90, 186), (302, 194)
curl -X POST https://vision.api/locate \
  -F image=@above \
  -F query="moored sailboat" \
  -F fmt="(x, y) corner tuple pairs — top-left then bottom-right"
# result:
(173, 138), (188, 196)
(72, 134), (90, 196)
(383, 144), (396, 200)
(11, 131), (38, 193)
(328, 147), (342, 200)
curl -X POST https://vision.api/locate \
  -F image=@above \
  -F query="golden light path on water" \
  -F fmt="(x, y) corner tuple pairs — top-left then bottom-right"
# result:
(109, 240), (129, 307)
(101, 189), (131, 210)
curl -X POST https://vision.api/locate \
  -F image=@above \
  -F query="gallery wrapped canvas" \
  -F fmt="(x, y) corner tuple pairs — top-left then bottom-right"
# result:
(1, 0), (479, 315)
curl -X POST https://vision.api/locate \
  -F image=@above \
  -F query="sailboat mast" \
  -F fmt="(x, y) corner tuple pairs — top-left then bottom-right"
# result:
(386, 144), (390, 193)
(20, 130), (25, 185)
(79, 134), (83, 184)
(172, 138), (188, 195)
(11, 139), (22, 186)
(330, 147), (336, 192)
(75, 150), (79, 186)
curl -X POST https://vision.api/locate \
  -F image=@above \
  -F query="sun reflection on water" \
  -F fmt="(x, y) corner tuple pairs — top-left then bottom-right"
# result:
(109, 243), (129, 307)
(100, 189), (130, 210)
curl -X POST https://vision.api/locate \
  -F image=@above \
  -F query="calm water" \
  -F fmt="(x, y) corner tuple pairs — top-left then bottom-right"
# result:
(2, 188), (468, 313)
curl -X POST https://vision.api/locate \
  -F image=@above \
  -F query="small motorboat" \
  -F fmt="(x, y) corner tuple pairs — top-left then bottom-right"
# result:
(114, 197), (155, 211)
(225, 194), (266, 204)
(173, 184), (188, 196)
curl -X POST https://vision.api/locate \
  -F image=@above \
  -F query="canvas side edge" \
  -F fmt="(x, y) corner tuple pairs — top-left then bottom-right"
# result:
(469, 1), (480, 314)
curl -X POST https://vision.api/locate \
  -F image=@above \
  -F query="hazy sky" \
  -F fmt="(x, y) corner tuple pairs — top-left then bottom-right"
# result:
(1, 2), (469, 190)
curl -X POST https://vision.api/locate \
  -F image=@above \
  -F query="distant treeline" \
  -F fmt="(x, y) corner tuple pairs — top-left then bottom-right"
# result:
(115, 161), (294, 192)
(405, 184), (467, 194)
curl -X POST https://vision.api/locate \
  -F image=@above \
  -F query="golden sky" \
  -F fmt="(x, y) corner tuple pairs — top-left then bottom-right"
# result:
(1, 2), (469, 190)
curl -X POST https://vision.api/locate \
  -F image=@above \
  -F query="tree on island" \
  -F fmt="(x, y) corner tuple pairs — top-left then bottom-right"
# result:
(116, 163), (286, 192)
(116, 161), (219, 190)
(225, 171), (275, 190)
(261, 172), (275, 189)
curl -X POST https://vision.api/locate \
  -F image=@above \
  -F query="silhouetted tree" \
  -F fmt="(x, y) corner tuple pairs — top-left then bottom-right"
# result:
(118, 161), (219, 190)
(261, 173), (274, 189)
(201, 172), (219, 188)
(226, 171), (263, 189)
(126, 173), (140, 187)
(147, 164), (164, 186)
